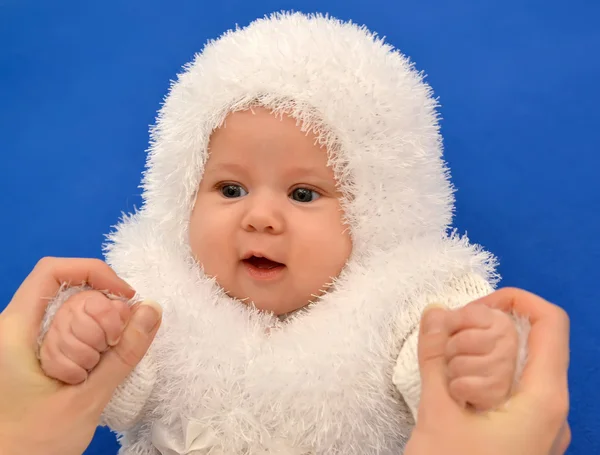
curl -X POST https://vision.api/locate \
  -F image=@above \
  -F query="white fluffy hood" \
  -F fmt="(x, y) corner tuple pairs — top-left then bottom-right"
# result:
(127, 11), (455, 256)
(104, 12), (497, 455)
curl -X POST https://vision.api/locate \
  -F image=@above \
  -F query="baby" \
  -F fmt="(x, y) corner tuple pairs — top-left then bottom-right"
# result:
(38, 12), (527, 455)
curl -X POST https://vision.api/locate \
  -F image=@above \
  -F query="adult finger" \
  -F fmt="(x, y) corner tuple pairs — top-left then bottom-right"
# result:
(81, 300), (162, 410)
(551, 422), (571, 455)
(416, 304), (456, 419)
(6, 257), (135, 345)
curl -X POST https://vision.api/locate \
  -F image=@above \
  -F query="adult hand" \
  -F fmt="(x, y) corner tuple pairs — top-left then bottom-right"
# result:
(0, 257), (162, 455)
(405, 287), (570, 455)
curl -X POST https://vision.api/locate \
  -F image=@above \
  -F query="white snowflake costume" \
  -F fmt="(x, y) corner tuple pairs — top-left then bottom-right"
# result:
(40, 12), (529, 455)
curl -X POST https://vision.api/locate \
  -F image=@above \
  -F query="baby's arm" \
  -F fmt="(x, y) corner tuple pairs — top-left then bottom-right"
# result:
(392, 274), (530, 419)
(38, 285), (157, 430)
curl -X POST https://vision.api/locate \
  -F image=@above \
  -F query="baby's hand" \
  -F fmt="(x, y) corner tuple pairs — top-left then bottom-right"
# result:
(39, 290), (131, 385)
(444, 303), (518, 411)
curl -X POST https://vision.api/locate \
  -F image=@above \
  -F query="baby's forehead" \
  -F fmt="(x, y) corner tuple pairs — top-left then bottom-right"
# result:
(204, 156), (331, 179)
(203, 108), (336, 179)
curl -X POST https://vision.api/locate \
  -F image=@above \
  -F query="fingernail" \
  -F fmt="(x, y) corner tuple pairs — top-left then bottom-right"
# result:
(123, 281), (136, 296)
(422, 304), (448, 334)
(107, 336), (121, 347)
(424, 303), (448, 311)
(133, 300), (162, 333)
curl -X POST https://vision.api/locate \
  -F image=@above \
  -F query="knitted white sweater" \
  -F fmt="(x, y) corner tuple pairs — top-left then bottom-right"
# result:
(40, 12), (529, 455)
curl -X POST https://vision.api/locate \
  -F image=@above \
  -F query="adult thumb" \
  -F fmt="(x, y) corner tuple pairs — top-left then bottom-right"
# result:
(84, 300), (162, 406)
(416, 304), (454, 418)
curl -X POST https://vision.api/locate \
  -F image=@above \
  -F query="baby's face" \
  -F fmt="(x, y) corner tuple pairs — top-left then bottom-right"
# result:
(189, 107), (352, 315)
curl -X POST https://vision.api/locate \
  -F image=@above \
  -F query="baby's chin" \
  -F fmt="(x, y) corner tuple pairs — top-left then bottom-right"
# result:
(228, 291), (310, 316)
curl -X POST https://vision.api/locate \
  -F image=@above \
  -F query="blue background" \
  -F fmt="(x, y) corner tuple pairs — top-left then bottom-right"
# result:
(1, 1), (598, 453)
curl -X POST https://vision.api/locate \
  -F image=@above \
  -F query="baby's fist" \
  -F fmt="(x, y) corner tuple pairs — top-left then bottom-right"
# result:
(39, 290), (131, 384)
(444, 302), (518, 411)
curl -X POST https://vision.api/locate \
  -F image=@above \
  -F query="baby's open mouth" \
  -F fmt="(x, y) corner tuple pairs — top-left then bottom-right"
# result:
(243, 256), (285, 270)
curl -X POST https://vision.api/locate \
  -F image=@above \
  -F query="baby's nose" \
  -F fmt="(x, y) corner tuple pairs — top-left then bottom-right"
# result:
(242, 199), (285, 234)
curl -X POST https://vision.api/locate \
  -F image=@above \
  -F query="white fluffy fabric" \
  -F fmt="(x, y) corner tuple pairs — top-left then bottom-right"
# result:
(63, 11), (510, 454)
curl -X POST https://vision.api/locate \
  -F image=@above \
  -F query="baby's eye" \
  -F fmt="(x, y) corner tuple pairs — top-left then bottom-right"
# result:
(290, 187), (320, 203)
(220, 184), (248, 198)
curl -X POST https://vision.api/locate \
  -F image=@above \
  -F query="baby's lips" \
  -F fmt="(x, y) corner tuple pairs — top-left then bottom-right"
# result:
(241, 251), (286, 267)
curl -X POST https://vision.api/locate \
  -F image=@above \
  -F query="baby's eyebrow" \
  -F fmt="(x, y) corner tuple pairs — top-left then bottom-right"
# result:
(206, 162), (247, 174)
(285, 166), (332, 180)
